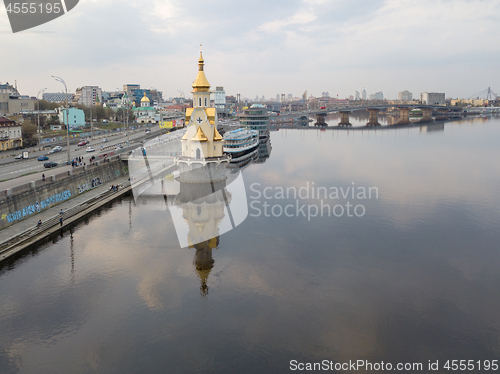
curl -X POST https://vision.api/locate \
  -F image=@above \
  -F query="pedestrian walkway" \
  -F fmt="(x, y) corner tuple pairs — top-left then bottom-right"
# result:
(0, 175), (131, 261)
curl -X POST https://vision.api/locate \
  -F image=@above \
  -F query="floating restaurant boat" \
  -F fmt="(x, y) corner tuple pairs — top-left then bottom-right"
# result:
(223, 128), (259, 166)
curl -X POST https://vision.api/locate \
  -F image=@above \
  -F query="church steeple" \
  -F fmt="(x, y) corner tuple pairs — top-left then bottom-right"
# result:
(192, 48), (210, 94)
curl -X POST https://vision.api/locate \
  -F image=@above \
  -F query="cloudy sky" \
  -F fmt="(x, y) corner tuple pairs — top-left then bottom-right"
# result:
(1, 0), (499, 100)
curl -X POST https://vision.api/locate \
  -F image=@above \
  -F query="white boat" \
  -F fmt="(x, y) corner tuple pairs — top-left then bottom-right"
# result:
(223, 128), (259, 164)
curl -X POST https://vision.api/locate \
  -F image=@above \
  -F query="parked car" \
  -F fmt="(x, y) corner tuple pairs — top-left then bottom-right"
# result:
(44, 161), (58, 168)
(38, 155), (49, 161)
(77, 140), (89, 146)
(86, 147), (95, 152)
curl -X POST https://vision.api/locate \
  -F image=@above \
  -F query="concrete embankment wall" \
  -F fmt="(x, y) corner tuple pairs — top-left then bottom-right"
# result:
(0, 157), (128, 230)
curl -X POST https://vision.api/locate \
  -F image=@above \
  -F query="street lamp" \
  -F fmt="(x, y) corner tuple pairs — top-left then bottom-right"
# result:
(52, 75), (70, 163)
(125, 97), (131, 145)
(36, 88), (47, 151)
(117, 88), (130, 145)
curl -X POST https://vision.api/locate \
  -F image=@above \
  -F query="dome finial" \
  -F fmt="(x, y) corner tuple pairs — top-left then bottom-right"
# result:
(198, 43), (204, 71)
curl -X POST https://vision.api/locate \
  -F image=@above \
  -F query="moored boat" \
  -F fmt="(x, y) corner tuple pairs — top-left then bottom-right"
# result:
(223, 128), (259, 165)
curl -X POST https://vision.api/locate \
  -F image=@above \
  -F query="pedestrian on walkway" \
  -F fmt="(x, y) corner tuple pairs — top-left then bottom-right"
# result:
(60, 209), (64, 217)
(42, 174), (45, 182)
(59, 216), (63, 226)
(37, 220), (42, 228)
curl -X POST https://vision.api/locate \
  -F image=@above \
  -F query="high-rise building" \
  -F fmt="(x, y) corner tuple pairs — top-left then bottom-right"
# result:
(373, 91), (383, 100)
(123, 84), (140, 100)
(214, 86), (226, 110)
(420, 92), (445, 105)
(150, 89), (163, 104)
(362, 88), (367, 101)
(355, 91), (360, 100)
(73, 86), (102, 107)
(398, 90), (413, 101)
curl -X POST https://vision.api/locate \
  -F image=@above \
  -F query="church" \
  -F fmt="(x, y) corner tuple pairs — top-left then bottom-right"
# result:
(180, 51), (224, 160)
(133, 92), (157, 123)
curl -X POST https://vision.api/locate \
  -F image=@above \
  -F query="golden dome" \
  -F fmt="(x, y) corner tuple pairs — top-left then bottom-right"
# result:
(213, 127), (223, 142)
(191, 126), (208, 142)
(141, 92), (150, 102)
(192, 52), (210, 92)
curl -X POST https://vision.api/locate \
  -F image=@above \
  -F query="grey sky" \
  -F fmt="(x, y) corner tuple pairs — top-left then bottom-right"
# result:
(1, 0), (499, 100)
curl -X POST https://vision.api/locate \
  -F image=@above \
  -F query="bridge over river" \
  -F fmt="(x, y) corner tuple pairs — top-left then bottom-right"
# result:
(273, 104), (500, 127)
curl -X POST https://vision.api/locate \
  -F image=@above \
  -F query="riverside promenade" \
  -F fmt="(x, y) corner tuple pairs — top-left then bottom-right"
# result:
(0, 173), (131, 263)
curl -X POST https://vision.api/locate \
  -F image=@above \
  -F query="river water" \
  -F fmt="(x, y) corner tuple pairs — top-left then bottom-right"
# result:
(1, 117), (500, 373)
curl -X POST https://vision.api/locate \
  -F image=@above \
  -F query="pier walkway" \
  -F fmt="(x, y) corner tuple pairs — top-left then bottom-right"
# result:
(0, 175), (131, 263)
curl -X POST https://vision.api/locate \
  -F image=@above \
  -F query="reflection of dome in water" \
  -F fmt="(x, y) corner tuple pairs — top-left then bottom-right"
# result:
(176, 174), (228, 297)
(192, 237), (218, 297)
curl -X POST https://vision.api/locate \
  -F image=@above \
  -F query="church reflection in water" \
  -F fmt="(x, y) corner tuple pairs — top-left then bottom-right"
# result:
(174, 137), (271, 296)
(174, 171), (229, 297)
(133, 136), (271, 296)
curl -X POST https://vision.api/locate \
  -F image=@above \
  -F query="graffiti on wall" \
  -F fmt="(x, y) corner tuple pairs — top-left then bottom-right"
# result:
(4, 190), (72, 223)
(77, 178), (102, 194)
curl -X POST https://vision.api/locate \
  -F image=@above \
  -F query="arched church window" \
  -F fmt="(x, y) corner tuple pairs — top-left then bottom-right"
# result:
(199, 98), (202, 107)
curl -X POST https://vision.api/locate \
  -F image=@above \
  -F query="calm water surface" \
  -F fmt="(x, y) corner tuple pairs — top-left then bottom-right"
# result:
(1, 117), (500, 373)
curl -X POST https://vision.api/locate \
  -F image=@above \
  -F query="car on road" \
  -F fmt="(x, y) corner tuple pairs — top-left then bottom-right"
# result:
(78, 140), (89, 146)
(145, 129), (151, 134)
(48, 146), (63, 154)
(86, 147), (95, 152)
(44, 161), (58, 168)
(115, 144), (123, 150)
(102, 138), (108, 142)
(38, 155), (49, 161)
(15, 153), (23, 159)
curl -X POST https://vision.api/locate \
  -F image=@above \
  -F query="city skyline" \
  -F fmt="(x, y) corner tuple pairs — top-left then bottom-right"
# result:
(1, 0), (499, 100)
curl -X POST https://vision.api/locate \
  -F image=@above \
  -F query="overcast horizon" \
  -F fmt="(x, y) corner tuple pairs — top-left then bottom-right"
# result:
(1, 0), (499, 100)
